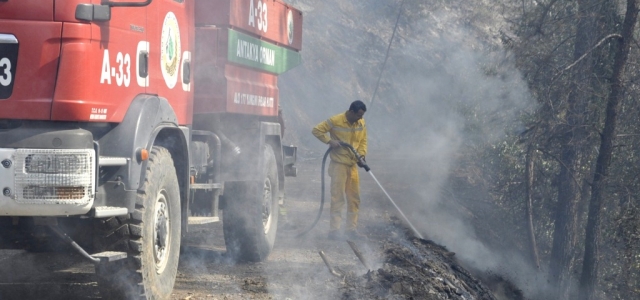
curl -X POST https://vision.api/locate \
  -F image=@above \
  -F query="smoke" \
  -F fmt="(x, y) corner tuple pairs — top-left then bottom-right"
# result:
(364, 8), (551, 300)
(0, 1), (551, 299)
(280, 0), (553, 298)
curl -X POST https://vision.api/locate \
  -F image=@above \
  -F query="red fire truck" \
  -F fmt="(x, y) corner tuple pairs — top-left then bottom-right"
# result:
(0, 0), (302, 298)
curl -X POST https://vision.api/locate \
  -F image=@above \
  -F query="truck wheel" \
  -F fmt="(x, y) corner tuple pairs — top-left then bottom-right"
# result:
(223, 145), (279, 262)
(95, 146), (181, 299)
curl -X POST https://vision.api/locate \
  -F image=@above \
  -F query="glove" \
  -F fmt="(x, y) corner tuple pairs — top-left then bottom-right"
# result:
(357, 156), (366, 168)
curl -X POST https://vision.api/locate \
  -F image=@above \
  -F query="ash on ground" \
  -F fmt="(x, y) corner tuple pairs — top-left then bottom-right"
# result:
(330, 219), (523, 300)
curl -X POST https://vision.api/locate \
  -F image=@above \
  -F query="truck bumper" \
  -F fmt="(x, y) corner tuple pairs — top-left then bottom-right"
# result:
(0, 148), (95, 216)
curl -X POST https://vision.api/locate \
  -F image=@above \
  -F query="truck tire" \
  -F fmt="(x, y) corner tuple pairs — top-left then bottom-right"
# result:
(223, 145), (279, 262)
(95, 146), (181, 299)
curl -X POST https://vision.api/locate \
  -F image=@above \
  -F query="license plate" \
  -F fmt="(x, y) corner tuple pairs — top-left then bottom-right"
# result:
(0, 37), (19, 100)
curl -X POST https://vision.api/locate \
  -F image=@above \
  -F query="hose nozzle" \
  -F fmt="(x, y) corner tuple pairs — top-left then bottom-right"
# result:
(338, 142), (370, 172)
(357, 158), (371, 172)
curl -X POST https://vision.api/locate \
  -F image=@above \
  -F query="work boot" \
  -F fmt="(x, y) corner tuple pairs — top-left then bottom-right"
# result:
(345, 230), (367, 241)
(328, 231), (344, 241)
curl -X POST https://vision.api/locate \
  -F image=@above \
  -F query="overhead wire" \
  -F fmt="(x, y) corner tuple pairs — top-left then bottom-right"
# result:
(370, 0), (406, 109)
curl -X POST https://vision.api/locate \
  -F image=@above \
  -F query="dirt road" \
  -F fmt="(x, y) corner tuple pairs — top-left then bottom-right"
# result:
(0, 156), (499, 300)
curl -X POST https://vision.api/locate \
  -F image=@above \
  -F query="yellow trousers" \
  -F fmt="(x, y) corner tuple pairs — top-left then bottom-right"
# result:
(328, 161), (360, 231)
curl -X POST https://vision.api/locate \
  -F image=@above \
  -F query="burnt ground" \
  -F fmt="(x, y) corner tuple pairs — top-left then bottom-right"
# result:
(0, 156), (522, 300)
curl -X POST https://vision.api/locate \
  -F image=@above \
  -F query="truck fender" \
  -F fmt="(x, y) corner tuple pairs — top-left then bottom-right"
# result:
(97, 94), (181, 191)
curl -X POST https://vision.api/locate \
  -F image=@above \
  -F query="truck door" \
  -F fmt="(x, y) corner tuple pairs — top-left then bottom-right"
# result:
(51, 1), (149, 123)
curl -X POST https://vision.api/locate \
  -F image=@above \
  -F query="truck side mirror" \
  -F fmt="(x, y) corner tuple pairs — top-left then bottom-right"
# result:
(75, 4), (111, 22)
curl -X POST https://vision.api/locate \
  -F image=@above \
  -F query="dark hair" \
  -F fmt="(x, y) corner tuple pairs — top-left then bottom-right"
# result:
(349, 100), (367, 112)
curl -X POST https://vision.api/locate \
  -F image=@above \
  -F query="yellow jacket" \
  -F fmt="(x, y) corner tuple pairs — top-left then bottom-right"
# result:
(312, 112), (367, 166)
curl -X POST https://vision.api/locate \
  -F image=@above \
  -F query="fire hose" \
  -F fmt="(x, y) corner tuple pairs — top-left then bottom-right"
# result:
(295, 141), (423, 239)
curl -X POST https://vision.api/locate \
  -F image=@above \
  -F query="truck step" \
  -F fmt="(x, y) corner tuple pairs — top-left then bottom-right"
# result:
(188, 216), (220, 225)
(283, 145), (297, 177)
(93, 206), (128, 218)
(190, 183), (223, 190)
(92, 251), (127, 263)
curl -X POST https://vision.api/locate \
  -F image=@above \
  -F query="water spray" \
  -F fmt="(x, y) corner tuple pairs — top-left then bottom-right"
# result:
(296, 142), (423, 239)
(366, 170), (423, 239)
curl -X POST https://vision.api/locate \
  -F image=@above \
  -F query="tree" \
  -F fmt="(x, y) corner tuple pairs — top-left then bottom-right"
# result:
(547, 0), (604, 296)
(579, 1), (639, 299)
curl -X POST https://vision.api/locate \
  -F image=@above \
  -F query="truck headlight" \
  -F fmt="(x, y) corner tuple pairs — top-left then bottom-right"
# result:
(13, 149), (95, 204)
(25, 153), (83, 174)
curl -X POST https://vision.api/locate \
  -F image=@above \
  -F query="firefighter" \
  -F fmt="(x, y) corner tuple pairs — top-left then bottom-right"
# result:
(312, 100), (368, 240)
